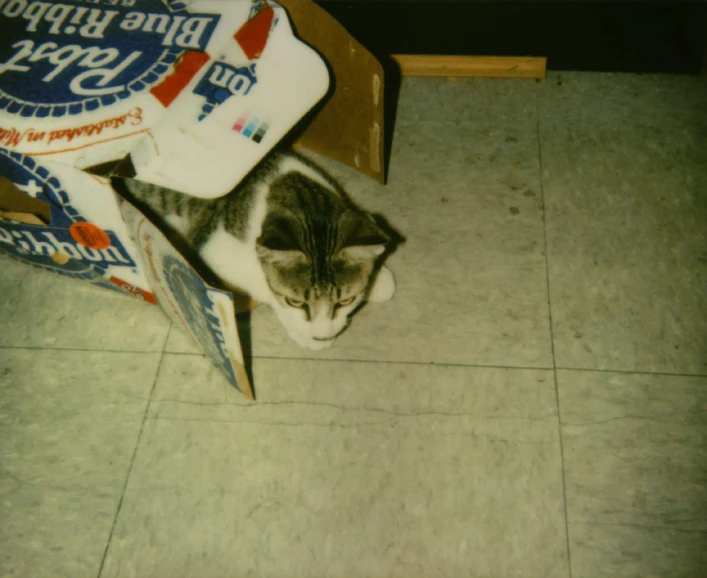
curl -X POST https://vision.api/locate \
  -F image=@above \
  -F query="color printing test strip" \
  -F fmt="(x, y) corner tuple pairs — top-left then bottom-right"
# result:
(242, 117), (259, 137)
(233, 113), (269, 143)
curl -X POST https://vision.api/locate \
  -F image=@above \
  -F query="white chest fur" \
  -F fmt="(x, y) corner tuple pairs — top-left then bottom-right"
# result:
(197, 182), (273, 304)
(198, 225), (273, 303)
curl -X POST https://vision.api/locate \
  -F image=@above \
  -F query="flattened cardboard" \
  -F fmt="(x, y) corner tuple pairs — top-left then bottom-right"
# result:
(0, 213), (153, 299)
(0, 0), (251, 168)
(122, 200), (253, 399)
(124, 2), (331, 198)
(279, 0), (386, 183)
(0, 154), (156, 302)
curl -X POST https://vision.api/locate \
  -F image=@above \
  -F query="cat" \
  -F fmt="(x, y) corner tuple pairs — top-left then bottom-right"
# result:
(112, 150), (395, 351)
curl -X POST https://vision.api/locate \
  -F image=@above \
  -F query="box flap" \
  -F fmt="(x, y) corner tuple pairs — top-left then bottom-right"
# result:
(121, 200), (253, 399)
(124, 2), (330, 198)
(279, 0), (386, 183)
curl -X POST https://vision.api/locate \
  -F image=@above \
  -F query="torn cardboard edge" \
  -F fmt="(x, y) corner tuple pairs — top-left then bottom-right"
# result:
(0, 177), (51, 225)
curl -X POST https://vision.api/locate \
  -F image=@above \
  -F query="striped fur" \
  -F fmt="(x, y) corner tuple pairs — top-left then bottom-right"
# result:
(114, 150), (394, 350)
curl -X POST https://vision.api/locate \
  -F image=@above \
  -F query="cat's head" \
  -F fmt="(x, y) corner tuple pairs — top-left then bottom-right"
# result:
(256, 204), (389, 349)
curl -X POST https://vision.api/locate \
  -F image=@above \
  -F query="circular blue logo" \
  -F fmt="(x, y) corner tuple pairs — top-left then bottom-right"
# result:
(163, 254), (206, 332)
(162, 254), (240, 389)
(0, 0), (219, 118)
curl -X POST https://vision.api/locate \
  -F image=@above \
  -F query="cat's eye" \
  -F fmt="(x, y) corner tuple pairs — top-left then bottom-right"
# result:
(338, 296), (356, 307)
(285, 296), (306, 308)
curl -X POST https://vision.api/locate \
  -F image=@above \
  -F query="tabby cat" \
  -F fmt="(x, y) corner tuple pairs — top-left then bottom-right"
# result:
(113, 150), (395, 350)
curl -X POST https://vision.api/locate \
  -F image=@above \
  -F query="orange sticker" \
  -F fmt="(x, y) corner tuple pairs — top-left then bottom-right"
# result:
(69, 222), (111, 250)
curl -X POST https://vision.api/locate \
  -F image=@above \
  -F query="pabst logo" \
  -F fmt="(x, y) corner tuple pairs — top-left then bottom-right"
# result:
(0, 0), (220, 118)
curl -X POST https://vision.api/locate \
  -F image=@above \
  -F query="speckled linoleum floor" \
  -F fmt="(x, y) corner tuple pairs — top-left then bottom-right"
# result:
(1, 72), (706, 578)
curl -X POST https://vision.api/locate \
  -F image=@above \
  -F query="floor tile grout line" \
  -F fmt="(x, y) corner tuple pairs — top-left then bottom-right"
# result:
(157, 350), (707, 378)
(554, 366), (707, 379)
(2, 342), (704, 379)
(96, 331), (170, 578)
(165, 352), (556, 371)
(536, 101), (573, 578)
(0, 344), (164, 354)
(164, 321), (176, 354)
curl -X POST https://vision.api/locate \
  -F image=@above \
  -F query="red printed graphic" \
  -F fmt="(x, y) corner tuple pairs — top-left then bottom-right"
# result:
(234, 6), (274, 60)
(150, 51), (211, 108)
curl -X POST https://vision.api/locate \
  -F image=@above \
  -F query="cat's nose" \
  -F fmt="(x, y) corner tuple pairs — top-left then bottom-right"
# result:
(310, 313), (334, 341)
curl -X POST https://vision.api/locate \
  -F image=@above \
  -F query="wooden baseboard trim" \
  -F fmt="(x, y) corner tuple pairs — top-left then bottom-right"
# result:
(392, 55), (547, 78)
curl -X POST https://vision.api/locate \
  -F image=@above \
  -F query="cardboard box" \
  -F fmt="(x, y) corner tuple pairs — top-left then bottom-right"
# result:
(0, 0), (386, 399)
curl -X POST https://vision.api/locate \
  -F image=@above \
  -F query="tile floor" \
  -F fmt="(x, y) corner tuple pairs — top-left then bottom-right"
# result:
(1, 72), (706, 577)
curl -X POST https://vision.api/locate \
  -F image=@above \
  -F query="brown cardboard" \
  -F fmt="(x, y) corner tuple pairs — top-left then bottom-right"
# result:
(0, 178), (51, 225)
(279, 0), (386, 183)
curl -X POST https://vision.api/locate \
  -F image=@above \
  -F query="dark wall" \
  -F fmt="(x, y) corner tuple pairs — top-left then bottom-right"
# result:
(316, 1), (707, 74)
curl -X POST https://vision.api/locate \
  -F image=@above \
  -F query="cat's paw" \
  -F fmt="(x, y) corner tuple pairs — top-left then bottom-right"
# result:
(368, 266), (396, 303)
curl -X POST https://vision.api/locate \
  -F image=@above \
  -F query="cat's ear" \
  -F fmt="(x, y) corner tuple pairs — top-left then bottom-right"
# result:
(340, 213), (389, 260)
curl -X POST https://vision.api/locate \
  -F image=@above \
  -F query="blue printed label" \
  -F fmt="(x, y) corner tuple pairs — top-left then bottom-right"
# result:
(0, 222), (135, 267)
(1, 148), (91, 227)
(162, 254), (240, 390)
(193, 62), (257, 121)
(0, 0), (220, 117)
(0, 149), (137, 274)
(128, 204), (244, 392)
(162, 255), (237, 384)
(0, 240), (130, 293)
